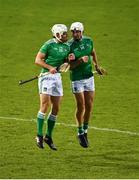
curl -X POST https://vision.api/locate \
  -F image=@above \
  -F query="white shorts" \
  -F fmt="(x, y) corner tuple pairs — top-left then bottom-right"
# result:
(38, 73), (63, 96)
(71, 76), (95, 93)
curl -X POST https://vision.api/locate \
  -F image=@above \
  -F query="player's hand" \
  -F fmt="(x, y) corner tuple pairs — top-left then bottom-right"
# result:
(49, 67), (57, 74)
(68, 53), (75, 61)
(95, 65), (107, 75)
(81, 56), (88, 63)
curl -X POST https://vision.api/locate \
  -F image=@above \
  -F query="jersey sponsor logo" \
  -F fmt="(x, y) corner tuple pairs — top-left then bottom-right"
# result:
(64, 48), (68, 52)
(86, 43), (90, 47)
(54, 46), (68, 53)
(79, 44), (85, 50)
(53, 47), (58, 51)
(73, 43), (91, 52)
(59, 47), (64, 52)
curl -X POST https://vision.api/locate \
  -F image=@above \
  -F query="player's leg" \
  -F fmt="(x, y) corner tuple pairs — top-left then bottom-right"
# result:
(72, 79), (88, 148)
(44, 96), (62, 151)
(83, 91), (94, 130)
(83, 91), (95, 144)
(36, 75), (51, 149)
(44, 73), (63, 150)
(74, 92), (85, 133)
(47, 96), (62, 137)
(83, 76), (95, 144)
(36, 94), (50, 148)
(38, 94), (50, 136)
(74, 93), (88, 148)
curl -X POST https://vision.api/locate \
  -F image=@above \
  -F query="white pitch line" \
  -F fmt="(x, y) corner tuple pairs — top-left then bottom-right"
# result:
(0, 116), (139, 136)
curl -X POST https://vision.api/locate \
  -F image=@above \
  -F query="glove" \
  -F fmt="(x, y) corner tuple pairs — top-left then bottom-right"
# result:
(95, 65), (107, 75)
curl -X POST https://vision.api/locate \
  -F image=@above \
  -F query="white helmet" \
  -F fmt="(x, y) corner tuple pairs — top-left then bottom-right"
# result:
(70, 22), (84, 32)
(51, 24), (67, 42)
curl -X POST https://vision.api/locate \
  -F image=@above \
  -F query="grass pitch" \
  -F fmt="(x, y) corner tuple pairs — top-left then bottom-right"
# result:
(0, 0), (139, 178)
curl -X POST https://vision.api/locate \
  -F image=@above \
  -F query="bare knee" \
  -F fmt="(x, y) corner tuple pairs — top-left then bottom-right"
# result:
(40, 95), (50, 113)
(85, 100), (93, 112)
(84, 91), (94, 112)
(50, 96), (62, 116)
(51, 104), (60, 115)
(40, 102), (49, 113)
(77, 101), (85, 113)
(75, 93), (85, 113)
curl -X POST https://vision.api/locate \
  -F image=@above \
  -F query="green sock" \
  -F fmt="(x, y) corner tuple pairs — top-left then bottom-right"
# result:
(37, 111), (45, 136)
(78, 126), (84, 134)
(46, 114), (56, 138)
(83, 122), (88, 133)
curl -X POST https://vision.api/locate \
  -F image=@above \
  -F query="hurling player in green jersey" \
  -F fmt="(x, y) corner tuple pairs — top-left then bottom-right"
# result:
(68, 22), (103, 148)
(35, 24), (70, 150)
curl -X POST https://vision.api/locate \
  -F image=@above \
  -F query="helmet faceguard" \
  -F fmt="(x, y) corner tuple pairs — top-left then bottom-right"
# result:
(51, 24), (68, 42)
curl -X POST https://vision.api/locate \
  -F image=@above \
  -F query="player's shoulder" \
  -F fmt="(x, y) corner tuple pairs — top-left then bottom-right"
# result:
(39, 39), (55, 52)
(82, 35), (93, 41)
(43, 38), (55, 45)
(67, 38), (74, 46)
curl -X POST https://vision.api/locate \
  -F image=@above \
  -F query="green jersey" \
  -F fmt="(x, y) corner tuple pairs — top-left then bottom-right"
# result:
(39, 38), (70, 73)
(68, 36), (94, 81)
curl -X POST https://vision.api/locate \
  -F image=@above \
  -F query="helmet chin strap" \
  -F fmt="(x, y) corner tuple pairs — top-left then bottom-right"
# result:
(55, 33), (63, 43)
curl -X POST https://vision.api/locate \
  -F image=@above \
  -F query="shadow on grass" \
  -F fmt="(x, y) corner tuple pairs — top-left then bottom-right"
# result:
(65, 149), (139, 170)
